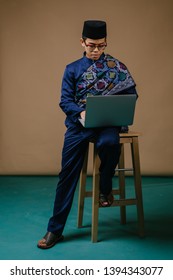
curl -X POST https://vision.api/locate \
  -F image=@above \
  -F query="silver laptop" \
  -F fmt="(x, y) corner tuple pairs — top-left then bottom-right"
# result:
(78, 94), (137, 128)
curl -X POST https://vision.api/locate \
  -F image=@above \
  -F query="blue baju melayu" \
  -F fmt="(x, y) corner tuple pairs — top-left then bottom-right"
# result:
(47, 53), (137, 235)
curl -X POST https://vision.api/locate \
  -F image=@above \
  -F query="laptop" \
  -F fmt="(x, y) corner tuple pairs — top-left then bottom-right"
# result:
(78, 94), (137, 128)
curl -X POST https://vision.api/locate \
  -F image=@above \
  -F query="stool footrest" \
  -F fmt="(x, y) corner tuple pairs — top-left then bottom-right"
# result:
(111, 198), (137, 207)
(85, 191), (92, 197)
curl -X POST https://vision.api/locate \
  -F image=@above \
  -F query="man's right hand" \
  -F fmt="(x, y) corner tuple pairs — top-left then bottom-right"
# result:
(80, 111), (86, 120)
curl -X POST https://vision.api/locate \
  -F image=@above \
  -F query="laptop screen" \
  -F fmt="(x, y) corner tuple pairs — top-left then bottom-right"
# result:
(79, 94), (137, 128)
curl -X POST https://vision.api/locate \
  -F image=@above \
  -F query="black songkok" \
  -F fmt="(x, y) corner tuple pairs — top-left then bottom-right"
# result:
(82, 20), (107, 39)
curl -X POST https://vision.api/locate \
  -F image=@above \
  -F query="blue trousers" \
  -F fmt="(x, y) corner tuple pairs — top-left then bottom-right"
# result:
(47, 124), (121, 235)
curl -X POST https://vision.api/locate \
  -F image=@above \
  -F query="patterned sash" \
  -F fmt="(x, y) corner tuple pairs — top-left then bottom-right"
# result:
(75, 54), (135, 107)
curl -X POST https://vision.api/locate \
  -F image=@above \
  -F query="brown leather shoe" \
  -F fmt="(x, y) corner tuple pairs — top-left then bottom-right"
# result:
(37, 232), (64, 249)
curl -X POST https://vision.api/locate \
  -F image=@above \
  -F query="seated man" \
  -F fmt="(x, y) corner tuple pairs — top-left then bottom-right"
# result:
(37, 20), (137, 249)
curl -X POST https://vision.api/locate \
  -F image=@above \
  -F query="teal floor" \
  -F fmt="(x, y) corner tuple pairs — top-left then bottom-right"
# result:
(0, 176), (173, 260)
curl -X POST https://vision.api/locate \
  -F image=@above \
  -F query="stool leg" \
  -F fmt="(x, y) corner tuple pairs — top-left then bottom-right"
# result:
(77, 145), (89, 228)
(131, 137), (145, 237)
(118, 143), (126, 224)
(92, 144), (100, 242)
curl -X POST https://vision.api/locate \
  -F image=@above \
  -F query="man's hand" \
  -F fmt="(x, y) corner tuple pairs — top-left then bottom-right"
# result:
(80, 111), (86, 120)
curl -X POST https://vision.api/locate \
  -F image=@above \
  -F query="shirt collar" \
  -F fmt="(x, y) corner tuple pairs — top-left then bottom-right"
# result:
(83, 52), (105, 62)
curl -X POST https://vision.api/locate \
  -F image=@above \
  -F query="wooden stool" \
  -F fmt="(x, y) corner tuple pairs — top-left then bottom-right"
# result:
(77, 131), (145, 242)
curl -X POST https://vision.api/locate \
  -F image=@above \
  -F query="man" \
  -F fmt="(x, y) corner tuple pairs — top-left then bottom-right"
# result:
(37, 20), (137, 249)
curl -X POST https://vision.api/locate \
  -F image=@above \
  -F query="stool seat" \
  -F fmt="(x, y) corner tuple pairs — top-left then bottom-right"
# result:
(77, 131), (145, 242)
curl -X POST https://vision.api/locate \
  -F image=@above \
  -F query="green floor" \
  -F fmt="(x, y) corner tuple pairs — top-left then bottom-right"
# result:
(0, 176), (173, 260)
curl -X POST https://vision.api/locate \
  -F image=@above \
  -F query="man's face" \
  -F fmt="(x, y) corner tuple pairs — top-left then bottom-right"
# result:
(80, 38), (107, 60)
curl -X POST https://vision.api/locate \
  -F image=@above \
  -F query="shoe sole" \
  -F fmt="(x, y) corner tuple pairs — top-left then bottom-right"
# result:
(37, 235), (64, 249)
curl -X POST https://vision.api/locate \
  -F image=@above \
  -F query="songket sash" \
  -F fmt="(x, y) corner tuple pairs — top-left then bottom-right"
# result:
(75, 54), (136, 107)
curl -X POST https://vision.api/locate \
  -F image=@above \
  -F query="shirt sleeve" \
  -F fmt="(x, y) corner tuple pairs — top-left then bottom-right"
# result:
(59, 66), (84, 123)
(123, 86), (138, 97)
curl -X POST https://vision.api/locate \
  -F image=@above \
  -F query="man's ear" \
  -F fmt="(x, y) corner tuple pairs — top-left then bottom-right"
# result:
(80, 38), (85, 47)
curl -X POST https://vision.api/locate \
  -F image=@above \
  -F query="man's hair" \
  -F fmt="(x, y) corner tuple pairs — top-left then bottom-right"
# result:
(82, 36), (107, 41)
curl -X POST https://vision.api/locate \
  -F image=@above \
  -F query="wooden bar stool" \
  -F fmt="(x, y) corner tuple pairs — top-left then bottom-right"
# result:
(77, 131), (145, 242)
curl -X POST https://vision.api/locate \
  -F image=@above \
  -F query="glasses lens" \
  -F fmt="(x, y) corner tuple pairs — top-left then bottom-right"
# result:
(85, 43), (106, 51)
(98, 45), (106, 50)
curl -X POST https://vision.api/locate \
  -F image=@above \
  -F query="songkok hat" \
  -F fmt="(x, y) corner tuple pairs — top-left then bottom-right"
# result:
(82, 20), (107, 39)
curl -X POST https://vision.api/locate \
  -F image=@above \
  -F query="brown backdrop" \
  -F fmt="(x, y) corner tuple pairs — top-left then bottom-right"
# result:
(0, 0), (173, 175)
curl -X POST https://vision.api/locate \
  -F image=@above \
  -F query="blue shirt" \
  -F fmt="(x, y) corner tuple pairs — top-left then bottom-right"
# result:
(59, 53), (137, 126)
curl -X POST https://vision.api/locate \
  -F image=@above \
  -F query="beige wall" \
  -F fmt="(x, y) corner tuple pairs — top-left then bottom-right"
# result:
(0, 0), (173, 175)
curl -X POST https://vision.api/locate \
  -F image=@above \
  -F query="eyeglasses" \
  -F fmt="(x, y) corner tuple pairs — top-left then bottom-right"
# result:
(84, 42), (107, 51)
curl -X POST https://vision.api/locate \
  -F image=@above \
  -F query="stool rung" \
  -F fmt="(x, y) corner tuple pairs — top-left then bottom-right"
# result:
(85, 191), (92, 197)
(111, 198), (137, 207)
(116, 168), (133, 172)
(112, 189), (121, 195)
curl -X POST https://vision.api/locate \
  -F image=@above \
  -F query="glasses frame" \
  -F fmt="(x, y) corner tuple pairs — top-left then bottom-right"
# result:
(84, 42), (107, 52)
